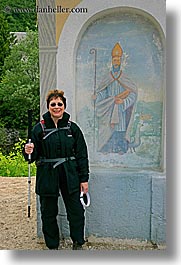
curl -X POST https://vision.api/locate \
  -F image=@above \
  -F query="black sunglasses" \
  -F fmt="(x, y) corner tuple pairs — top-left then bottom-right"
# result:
(50, 102), (63, 107)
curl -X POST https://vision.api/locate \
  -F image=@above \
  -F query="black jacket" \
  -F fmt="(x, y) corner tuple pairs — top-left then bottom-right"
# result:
(24, 111), (89, 196)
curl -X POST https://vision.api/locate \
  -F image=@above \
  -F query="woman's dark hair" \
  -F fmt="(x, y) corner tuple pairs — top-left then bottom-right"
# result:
(46, 89), (66, 109)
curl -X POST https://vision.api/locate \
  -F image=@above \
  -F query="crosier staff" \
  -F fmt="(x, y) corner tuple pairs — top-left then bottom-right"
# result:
(89, 48), (97, 152)
(27, 109), (33, 218)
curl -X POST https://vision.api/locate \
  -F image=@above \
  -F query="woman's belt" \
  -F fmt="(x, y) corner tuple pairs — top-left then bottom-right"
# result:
(39, 156), (75, 168)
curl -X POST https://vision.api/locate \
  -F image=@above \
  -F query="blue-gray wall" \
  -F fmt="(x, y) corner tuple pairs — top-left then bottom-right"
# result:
(86, 170), (166, 243)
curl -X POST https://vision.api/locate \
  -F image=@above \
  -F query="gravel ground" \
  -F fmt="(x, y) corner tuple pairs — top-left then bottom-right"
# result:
(0, 177), (166, 251)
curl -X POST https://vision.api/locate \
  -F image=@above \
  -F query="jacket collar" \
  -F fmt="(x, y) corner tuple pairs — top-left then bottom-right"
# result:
(42, 111), (70, 128)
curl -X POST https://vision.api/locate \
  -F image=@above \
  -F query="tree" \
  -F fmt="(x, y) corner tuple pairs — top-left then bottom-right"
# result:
(0, 0), (37, 32)
(0, 30), (40, 137)
(0, 13), (15, 81)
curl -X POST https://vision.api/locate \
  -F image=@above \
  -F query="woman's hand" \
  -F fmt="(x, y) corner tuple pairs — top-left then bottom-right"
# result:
(80, 182), (88, 194)
(24, 143), (34, 155)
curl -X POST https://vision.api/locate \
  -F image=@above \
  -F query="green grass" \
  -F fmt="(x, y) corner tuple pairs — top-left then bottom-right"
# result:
(0, 140), (36, 177)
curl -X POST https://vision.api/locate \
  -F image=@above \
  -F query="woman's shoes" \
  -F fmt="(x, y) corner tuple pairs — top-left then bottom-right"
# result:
(72, 242), (83, 250)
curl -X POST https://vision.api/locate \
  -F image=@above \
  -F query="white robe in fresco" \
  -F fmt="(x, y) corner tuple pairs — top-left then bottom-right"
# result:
(95, 70), (137, 152)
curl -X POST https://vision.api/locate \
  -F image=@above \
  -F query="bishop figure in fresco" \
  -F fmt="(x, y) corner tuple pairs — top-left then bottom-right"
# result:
(94, 43), (137, 154)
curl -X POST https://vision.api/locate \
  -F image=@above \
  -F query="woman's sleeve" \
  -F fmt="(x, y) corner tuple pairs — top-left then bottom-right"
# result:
(72, 124), (89, 183)
(22, 124), (41, 163)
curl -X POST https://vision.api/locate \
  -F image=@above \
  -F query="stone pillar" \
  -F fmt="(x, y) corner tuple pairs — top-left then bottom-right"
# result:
(37, 0), (57, 116)
(37, 0), (166, 244)
(36, 0), (57, 239)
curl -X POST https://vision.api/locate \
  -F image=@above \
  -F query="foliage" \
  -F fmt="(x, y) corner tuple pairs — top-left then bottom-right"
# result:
(0, 140), (36, 177)
(0, 13), (16, 81)
(0, 127), (19, 154)
(0, 0), (37, 32)
(0, 30), (40, 137)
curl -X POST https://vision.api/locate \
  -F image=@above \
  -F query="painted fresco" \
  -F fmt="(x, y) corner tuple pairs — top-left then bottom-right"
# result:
(75, 9), (165, 170)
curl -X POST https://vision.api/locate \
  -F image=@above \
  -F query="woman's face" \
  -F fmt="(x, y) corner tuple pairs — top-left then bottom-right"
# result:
(48, 97), (65, 119)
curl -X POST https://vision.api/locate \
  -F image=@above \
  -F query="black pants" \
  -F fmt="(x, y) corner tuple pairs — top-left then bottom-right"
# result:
(40, 167), (85, 249)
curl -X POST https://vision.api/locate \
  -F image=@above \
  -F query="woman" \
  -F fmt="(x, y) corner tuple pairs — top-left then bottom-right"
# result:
(24, 89), (89, 250)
